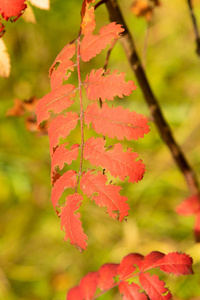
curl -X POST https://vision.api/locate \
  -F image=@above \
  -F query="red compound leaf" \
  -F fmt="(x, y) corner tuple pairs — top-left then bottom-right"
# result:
(84, 68), (136, 101)
(60, 193), (88, 251)
(80, 171), (130, 221)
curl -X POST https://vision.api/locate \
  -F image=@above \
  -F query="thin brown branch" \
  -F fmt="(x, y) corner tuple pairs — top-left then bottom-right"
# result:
(94, 0), (108, 10)
(105, 0), (200, 196)
(187, 0), (200, 57)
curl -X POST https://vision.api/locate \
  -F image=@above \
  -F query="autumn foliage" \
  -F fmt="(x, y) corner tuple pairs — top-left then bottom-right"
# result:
(36, 0), (149, 251)
(2, 0), (196, 299)
(67, 251), (193, 300)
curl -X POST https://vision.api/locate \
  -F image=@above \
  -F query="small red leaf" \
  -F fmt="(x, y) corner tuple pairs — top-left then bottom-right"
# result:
(79, 271), (99, 299)
(84, 68), (136, 101)
(81, 4), (95, 35)
(49, 43), (76, 90)
(51, 143), (79, 174)
(119, 281), (148, 300)
(98, 263), (119, 290)
(48, 112), (79, 154)
(36, 84), (76, 125)
(67, 286), (83, 300)
(60, 193), (88, 250)
(118, 253), (144, 280)
(84, 103), (149, 140)
(139, 251), (165, 272)
(80, 171), (130, 221)
(84, 137), (145, 183)
(51, 170), (77, 208)
(0, 0), (27, 20)
(176, 195), (200, 216)
(81, 23), (124, 61)
(139, 273), (172, 300)
(155, 252), (193, 276)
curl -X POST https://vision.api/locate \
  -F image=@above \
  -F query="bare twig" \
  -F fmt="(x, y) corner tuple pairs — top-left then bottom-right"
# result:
(105, 0), (200, 196)
(95, 0), (108, 10)
(187, 0), (200, 57)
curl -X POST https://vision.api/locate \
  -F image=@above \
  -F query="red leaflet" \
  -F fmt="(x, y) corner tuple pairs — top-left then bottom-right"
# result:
(49, 43), (76, 90)
(118, 253), (144, 280)
(51, 170), (77, 208)
(0, 0), (27, 20)
(139, 273), (172, 300)
(67, 286), (83, 300)
(81, 23), (124, 61)
(51, 143), (79, 174)
(176, 195), (200, 242)
(98, 263), (119, 290)
(84, 137), (145, 183)
(80, 171), (130, 221)
(84, 103), (149, 140)
(155, 252), (193, 276)
(79, 272), (99, 300)
(84, 68), (136, 101)
(81, 4), (95, 35)
(48, 113), (79, 154)
(139, 251), (165, 272)
(176, 195), (200, 215)
(60, 193), (87, 250)
(36, 84), (76, 125)
(119, 281), (148, 300)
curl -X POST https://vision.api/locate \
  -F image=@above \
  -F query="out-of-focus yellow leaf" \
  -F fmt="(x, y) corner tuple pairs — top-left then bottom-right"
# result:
(0, 39), (10, 78)
(22, 4), (36, 23)
(29, 0), (50, 10)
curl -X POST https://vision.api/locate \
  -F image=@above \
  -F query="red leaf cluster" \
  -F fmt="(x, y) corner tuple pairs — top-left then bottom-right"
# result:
(36, 0), (149, 251)
(67, 251), (193, 299)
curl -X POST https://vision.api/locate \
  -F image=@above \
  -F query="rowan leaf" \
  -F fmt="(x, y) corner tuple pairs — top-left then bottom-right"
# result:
(81, 2), (95, 35)
(80, 171), (130, 221)
(176, 195), (200, 216)
(67, 286), (83, 300)
(98, 263), (119, 290)
(139, 273), (172, 300)
(84, 103), (149, 140)
(119, 281), (148, 300)
(51, 143), (79, 175)
(155, 252), (193, 276)
(36, 84), (76, 125)
(0, 0), (27, 20)
(60, 193), (87, 251)
(84, 137), (145, 183)
(118, 253), (144, 280)
(79, 271), (99, 300)
(48, 112), (79, 154)
(139, 251), (165, 272)
(49, 43), (76, 90)
(51, 170), (77, 208)
(84, 68), (137, 101)
(80, 22), (124, 62)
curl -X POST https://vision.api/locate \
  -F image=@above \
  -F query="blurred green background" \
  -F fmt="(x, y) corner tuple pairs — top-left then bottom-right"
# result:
(0, 0), (200, 299)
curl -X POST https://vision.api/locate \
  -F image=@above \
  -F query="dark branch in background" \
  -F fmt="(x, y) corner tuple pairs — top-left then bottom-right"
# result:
(105, 0), (200, 196)
(187, 0), (200, 57)
(94, 0), (108, 10)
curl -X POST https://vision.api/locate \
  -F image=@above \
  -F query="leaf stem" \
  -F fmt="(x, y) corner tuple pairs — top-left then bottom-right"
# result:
(76, 35), (84, 191)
